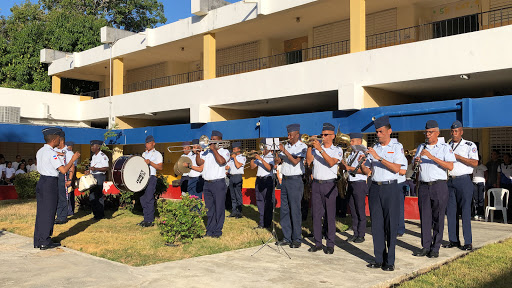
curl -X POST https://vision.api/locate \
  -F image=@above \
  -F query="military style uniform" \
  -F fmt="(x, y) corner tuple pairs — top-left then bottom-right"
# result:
(89, 141), (109, 220)
(55, 136), (70, 223)
(141, 136), (163, 225)
(447, 122), (478, 249)
(346, 134), (368, 242)
(228, 142), (246, 217)
(186, 139), (204, 198)
(254, 148), (275, 228)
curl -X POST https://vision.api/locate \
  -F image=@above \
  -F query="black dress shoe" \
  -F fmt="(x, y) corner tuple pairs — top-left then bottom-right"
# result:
(290, 241), (301, 248)
(276, 240), (291, 246)
(324, 247), (334, 254)
(136, 221), (144, 226)
(308, 246), (322, 252)
(54, 219), (68, 225)
(414, 248), (430, 257)
(442, 241), (461, 248)
(227, 214), (236, 218)
(397, 233), (404, 237)
(366, 262), (383, 269)
(141, 222), (154, 227)
(40, 242), (61, 250)
(353, 237), (365, 243)
(235, 214), (243, 219)
(460, 244), (473, 251)
(381, 264), (395, 271)
(34, 245), (40, 249)
(253, 225), (264, 230)
(427, 251), (439, 258)
(347, 235), (357, 242)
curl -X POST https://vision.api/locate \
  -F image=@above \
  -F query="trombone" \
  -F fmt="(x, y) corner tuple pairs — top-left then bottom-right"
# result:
(199, 135), (231, 150)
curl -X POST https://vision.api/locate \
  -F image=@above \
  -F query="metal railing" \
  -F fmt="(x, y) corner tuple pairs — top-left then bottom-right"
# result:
(80, 89), (109, 99)
(124, 70), (203, 94)
(217, 40), (350, 77)
(367, 6), (512, 49)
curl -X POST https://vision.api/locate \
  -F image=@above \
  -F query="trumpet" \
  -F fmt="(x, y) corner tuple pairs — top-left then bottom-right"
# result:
(301, 134), (320, 146)
(242, 149), (263, 158)
(199, 135), (231, 150)
(404, 149), (417, 157)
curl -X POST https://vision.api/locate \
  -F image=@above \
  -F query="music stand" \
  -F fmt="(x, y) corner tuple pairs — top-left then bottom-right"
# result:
(251, 139), (291, 259)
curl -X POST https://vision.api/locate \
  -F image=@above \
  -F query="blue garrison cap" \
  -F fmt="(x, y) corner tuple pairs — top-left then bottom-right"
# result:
(182, 141), (191, 146)
(192, 139), (199, 145)
(90, 140), (103, 145)
(42, 127), (62, 136)
(425, 120), (439, 129)
(451, 120), (463, 129)
(322, 123), (335, 132)
(287, 123), (300, 133)
(232, 142), (241, 148)
(65, 141), (74, 146)
(57, 130), (65, 137)
(145, 135), (155, 143)
(374, 116), (390, 129)
(211, 130), (222, 138)
(349, 133), (363, 139)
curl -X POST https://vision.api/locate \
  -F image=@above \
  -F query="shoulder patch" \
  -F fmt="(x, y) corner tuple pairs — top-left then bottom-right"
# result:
(472, 147), (477, 153)
(449, 149), (453, 153)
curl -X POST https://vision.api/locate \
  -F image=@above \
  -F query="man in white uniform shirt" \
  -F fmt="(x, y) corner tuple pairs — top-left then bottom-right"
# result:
(86, 140), (110, 220)
(306, 123), (342, 254)
(413, 120), (455, 258)
(472, 156), (487, 220)
(444, 120), (478, 251)
(250, 139), (275, 229)
(360, 116), (407, 272)
(227, 142), (246, 218)
(65, 141), (77, 216)
(275, 123), (307, 248)
(184, 139), (204, 198)
(139, 135), (163, 227)
(34, 127), (79, 250)
(196, 130), (230, 238)
(54, 132), (74, 224)
(180, 142), (192, 195)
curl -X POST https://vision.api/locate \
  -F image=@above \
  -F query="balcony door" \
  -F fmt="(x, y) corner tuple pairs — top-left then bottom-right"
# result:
(284, 36), (308, 64)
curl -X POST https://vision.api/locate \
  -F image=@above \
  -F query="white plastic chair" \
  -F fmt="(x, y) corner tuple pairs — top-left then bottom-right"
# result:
(485, 188), (509, 224)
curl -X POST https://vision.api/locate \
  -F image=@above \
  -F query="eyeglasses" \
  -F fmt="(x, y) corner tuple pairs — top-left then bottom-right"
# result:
(320, 134), (334, 137)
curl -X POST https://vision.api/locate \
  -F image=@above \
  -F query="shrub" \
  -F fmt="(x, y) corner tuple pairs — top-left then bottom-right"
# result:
(13, 171), (40, 199)
(157, 195), (207, 245)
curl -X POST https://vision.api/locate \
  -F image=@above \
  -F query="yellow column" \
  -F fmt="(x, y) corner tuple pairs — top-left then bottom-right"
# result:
(52, 76), (61, 94)
(203, 33), (216, 80)
(350, 0), (366, 53)
(113, 58), (124, 95)
(481, 128), (490, 164)
(112, 145), (124, 161)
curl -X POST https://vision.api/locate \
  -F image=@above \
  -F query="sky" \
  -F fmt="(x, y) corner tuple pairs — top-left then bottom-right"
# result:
(0, 0), (242, 25)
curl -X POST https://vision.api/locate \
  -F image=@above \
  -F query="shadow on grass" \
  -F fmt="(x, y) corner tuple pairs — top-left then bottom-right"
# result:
(53, 209), (119, 242)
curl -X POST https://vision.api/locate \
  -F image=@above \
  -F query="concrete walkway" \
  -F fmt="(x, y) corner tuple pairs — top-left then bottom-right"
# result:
(1, 219), (512, 288)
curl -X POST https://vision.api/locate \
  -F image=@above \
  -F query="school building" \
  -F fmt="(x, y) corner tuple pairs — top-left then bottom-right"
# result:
(1, 0), (512, 188)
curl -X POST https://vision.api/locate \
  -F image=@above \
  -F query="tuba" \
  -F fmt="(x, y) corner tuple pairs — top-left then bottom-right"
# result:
(336, 130), (352, 199)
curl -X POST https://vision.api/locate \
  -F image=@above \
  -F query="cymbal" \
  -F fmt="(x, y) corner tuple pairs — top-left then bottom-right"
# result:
(177, 156), (192, 174)
(174, 162), (182, 176)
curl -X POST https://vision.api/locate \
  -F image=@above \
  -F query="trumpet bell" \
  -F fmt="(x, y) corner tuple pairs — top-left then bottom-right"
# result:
(335, 131), (351, 149)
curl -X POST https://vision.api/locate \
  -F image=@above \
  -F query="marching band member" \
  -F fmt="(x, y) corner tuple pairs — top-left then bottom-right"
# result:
(34, 127), (79, 250)
(413, 120), (455, 258)
(184, 139), (204, 199)
(360, 116), (407, 272)
(341, 133), (368, 244)
(196, 130), (230, 238)
(227, 142), (246, 218)
(306, 123), (342, 254)
(250, 139), (275, 229)
(180, 142), (192, 195)
(86, 140), (109, 220)
(65, 141), (77, 216)
(444, 120), (479, 251)
(54, 132), (73, 224)
(139, 135), (163, 227)
(275, 124), (307, 248)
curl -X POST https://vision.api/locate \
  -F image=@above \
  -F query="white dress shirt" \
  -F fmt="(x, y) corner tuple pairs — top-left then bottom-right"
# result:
(279, 141), (307, 176)
(27, 164), (37, 172)
(12, 162), (20, 171)
(185, 152), (202, 178)
(143, 148), (163, 176)
(415, 141), (456, 182)
(228, 154), (246, 175)
(15, 169), (26, 175)
(311, 144), (342, 180)
(473, 164), (487, 184)
(365, 140), (407, 182)
(5, 167), (15, 179)
(90, 151), (109, 175)
(448, 138), (479, 176)
(36, 144), (63, 177)
(254, 152), (275, 177)
(200, 148), (230, 181)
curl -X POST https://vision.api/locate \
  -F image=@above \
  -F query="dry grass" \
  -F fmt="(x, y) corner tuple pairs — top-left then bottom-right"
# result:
(398, 238), (512, 288)
(0, 199), (350, 266)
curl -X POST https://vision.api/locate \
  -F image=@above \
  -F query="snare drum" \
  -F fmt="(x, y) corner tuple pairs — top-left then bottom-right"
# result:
(112, 155), (150, 192)
(76, 174), (97, 192)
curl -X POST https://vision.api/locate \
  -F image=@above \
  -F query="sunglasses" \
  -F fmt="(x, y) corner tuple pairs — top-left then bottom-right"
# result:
(320, 134), (334, 137)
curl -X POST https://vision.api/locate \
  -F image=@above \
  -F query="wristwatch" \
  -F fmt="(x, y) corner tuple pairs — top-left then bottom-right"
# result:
(378, 156), (384, 162)
(319, 149), (324, 154)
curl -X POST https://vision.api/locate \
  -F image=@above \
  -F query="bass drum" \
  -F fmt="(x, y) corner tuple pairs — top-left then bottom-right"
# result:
(112, 155), (150, 192)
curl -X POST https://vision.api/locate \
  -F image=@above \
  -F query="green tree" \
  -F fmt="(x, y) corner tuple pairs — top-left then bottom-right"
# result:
(0, 0), (166, 93)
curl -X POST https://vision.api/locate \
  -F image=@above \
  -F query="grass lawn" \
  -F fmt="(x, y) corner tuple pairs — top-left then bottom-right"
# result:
(0, 199), (349, 266)
(398, 238), (512, 288)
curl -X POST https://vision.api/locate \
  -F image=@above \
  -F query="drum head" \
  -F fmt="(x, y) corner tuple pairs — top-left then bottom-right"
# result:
(122, 156), (150, 192)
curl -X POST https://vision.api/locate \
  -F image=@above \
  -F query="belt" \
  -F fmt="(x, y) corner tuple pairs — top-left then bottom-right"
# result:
(448, 174), (470, 179)
(349, 180), (366, 183)
(204, 178), (224, 183)
(283, 175), (302, 179)
(313, 179), (336, 184)
(420, 180), (447, 186)
(372, 180), (398, 185)
(40, 175), (58, 179)
(257, 176), (272, 179)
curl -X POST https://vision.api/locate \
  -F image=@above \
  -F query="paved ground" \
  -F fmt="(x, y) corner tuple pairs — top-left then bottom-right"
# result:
(1, 219), (512, 288)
